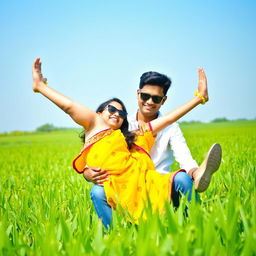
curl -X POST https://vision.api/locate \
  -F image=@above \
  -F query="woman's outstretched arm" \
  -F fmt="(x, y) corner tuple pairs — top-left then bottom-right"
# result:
(150, 68), (208, 134)
(32, 58), (97, 130)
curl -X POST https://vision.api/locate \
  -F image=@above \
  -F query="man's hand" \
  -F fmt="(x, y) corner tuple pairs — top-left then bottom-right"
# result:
(83, 167), (109, 186)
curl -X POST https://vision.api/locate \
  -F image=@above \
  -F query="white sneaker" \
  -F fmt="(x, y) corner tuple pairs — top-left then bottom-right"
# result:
(194, 143), (222, 192)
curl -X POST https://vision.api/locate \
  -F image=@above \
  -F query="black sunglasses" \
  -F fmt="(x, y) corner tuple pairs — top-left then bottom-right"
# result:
(139, 91), (164, 104)
(106, 105), (127, 119)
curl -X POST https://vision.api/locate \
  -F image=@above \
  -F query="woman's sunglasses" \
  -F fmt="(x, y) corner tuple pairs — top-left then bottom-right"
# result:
(139, 91), (164, 104)
(106, 105), (127, 119)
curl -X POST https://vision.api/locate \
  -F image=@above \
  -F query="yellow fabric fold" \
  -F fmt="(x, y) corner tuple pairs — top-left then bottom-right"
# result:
(73, 126), (176, 221)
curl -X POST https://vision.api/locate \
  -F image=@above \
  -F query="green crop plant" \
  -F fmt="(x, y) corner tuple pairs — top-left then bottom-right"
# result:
(0, 121), (255, 255)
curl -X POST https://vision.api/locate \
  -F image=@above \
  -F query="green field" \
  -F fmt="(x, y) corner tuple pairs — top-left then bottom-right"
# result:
(0, 121), (255, 255)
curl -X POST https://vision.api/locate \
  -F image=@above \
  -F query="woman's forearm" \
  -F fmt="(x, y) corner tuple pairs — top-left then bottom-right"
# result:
(151, 96), (202, 134)
(36, 82), (96, 129)
(32, 58), (96, 129)
(151, 67), (208, 134)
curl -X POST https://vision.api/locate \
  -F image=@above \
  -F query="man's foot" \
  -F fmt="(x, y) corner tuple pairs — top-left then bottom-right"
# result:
(191, 143), (222, 192)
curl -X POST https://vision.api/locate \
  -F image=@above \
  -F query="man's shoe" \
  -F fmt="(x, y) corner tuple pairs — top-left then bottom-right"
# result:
(193, 143), (222, 192)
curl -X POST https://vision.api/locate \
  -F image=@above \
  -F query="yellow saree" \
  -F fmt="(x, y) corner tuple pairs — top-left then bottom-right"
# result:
(73, 125), (178, 221)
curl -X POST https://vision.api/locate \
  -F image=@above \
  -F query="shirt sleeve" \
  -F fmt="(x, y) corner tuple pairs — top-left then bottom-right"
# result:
(169, 123), (198, 172)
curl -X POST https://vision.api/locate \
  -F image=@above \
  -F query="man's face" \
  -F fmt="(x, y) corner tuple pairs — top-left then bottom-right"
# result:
(137, 85), (167, 118)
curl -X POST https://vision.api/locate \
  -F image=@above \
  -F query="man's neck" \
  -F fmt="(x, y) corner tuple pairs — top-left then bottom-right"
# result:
(137, 111), (159, 123)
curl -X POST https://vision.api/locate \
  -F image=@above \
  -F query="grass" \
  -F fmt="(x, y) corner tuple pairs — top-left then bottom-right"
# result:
(0, 121), (255, 255)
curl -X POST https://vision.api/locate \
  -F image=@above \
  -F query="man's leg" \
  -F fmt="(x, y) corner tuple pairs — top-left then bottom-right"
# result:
(90, 185), (112, 229)
(188, 143), (222, 192)
(171, 171), (198, 208)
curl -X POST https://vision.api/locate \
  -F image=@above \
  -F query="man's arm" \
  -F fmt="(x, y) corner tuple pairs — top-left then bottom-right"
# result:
(83, 167), (109, 185)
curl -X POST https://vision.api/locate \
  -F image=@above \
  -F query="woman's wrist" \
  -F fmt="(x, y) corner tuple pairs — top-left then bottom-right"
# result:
(194, 91), (207, 104)
(33, 81), (47, 93)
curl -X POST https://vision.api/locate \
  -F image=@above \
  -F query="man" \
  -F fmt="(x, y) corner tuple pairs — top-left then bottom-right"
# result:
(83, 70), (222, 228)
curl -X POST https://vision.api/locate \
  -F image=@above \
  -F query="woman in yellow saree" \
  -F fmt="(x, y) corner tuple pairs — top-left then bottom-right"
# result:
(32, 58), (209, 223)
(73, 116), (177, 221)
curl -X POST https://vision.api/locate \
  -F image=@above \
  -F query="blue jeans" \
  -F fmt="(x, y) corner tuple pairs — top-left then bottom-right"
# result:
(90, 171), (194, 229)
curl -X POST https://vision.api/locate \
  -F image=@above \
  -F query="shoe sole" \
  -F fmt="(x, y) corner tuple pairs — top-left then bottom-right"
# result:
(195, 143), (222, 192)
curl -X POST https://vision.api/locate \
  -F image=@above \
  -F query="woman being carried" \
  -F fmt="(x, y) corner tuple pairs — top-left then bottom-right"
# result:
(32, 58), (220, 222)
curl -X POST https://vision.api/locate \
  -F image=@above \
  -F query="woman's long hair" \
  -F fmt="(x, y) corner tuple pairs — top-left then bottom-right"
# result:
(79, 98), (135, 149)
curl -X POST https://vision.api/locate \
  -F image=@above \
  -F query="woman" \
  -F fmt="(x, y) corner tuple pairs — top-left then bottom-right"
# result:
(32, 58), (209, 222)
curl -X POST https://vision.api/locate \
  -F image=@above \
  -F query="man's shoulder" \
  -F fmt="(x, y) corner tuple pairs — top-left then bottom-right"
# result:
(158, 122), (181, 139)
(128, 112), (138, 131)
(128, 112), (137, 123)
(157, 112), (181, 133)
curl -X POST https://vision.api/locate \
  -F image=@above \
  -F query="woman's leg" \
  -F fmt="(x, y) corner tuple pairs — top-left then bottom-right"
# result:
(90, 185), (112, 229)
(171, 171), (198, 208)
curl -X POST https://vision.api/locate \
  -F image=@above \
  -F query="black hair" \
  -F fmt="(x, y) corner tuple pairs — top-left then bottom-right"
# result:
(139, 71), (172, 95)
(79, 98), (135, 149)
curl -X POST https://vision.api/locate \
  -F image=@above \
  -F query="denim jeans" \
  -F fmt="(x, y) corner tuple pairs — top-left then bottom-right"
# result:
(90, 171), (194, 229)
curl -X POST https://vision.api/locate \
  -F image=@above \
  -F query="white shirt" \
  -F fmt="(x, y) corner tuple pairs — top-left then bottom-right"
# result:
(128, 112), (198, 174)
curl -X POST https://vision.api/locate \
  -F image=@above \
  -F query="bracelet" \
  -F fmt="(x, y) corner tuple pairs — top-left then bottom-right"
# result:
(43, 78), (48, 85)
(194, 91), (206, 104)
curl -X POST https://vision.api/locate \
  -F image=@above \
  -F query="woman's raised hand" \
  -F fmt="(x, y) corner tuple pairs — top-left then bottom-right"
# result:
(32, 58), (47, 92)
(197, 68), (208, 103)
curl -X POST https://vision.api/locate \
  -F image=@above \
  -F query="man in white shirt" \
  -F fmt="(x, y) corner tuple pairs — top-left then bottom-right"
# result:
(84, 70), (221, 229)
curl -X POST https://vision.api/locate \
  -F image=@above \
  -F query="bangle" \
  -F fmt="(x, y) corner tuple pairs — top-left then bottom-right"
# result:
(43, 78), (48, 85)
(194, 91), (206, 104)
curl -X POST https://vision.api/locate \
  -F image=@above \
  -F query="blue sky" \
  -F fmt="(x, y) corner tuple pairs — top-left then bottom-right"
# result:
(1, 0), (255, 132)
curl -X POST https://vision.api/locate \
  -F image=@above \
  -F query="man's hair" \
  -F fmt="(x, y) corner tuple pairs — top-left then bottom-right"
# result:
(139, 71), (172, 95)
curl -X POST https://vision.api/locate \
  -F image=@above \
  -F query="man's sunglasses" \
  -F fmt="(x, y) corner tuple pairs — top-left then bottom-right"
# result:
(106, 105), (127, 119)
(139, 91), (164, 104)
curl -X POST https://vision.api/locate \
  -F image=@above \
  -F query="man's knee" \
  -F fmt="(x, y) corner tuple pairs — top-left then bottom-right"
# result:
(90, 185), (106, 201)
(174, 172), (193, 192)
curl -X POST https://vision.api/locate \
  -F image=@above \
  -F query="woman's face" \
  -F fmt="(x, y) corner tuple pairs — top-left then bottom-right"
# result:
(99, 101), (126, 129)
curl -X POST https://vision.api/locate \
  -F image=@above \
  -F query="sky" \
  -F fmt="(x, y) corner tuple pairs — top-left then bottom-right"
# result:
(0, 0), (255, 132)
